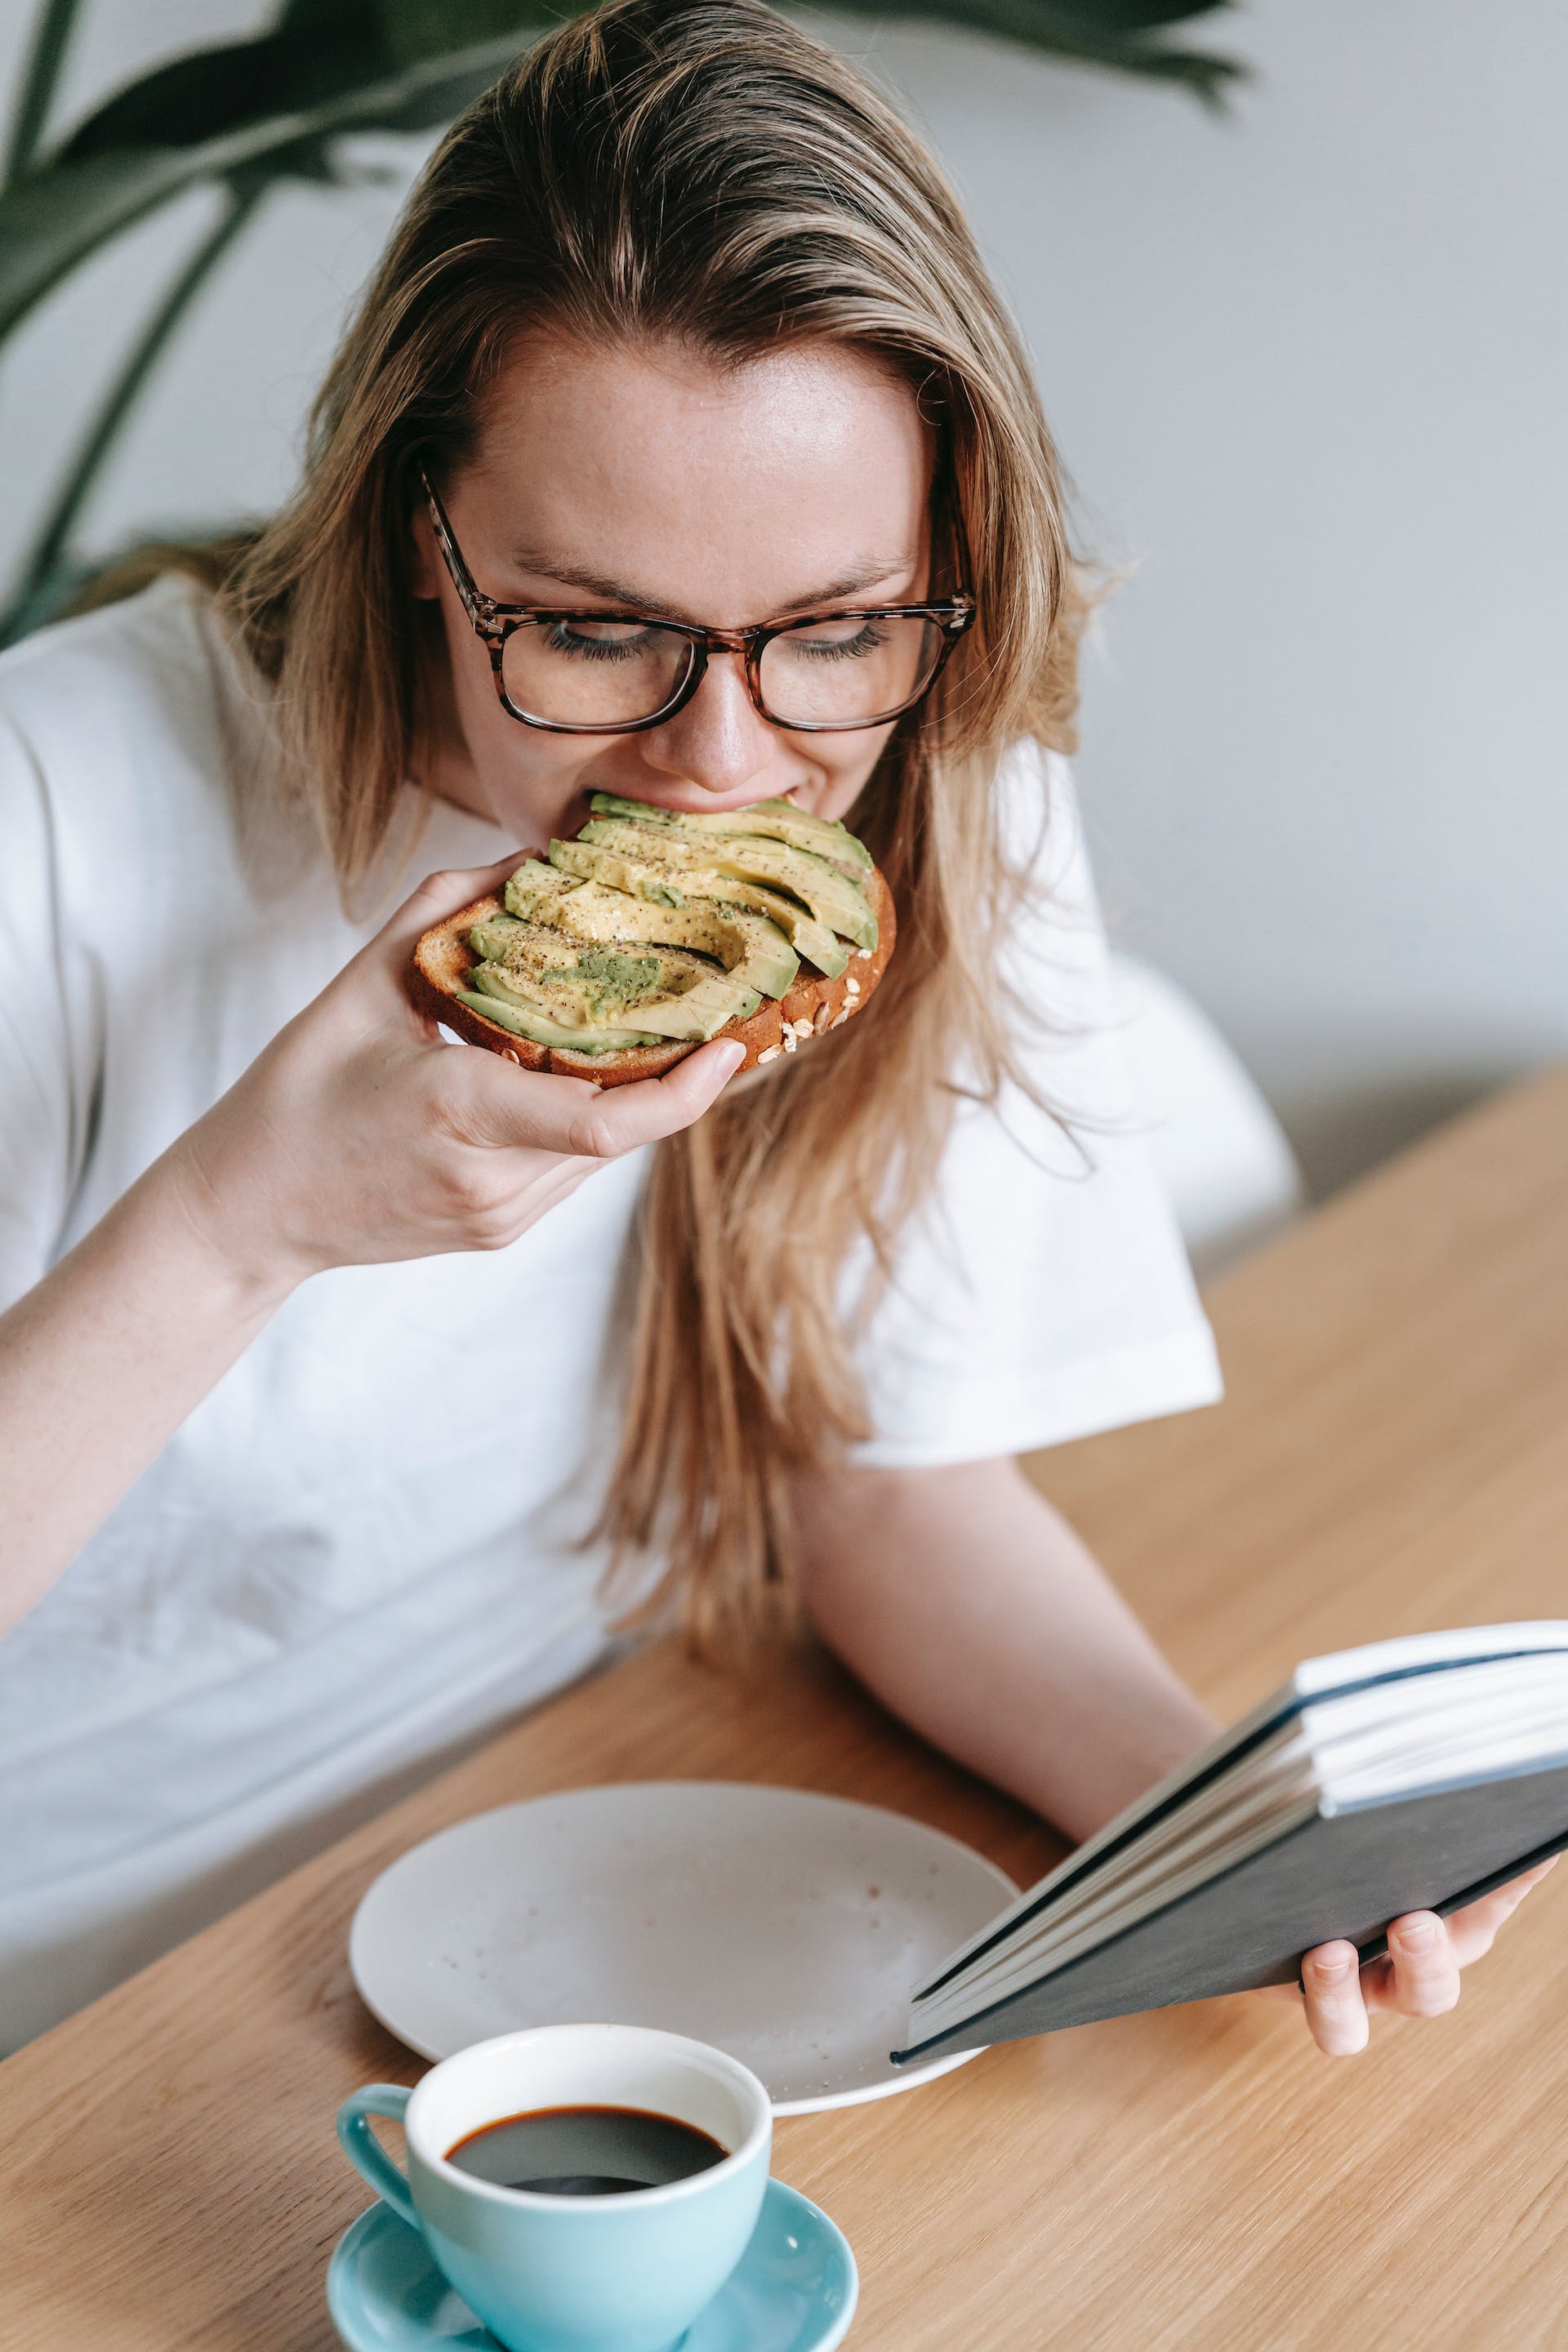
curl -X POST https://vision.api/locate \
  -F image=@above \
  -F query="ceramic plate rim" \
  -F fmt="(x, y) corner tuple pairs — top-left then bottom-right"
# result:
(348, 1780), (1013, 2114)
(326, 2176), (860, 2352)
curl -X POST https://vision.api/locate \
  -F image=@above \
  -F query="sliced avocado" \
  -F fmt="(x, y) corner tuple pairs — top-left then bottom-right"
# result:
(507, 877), (799, 1000)
(471, 958), (755, 1044)
(454, 989), (663, 1054)
(588, 791), (873, 875)
(502, 860), (578, 919)
(514, 849), (691, 916)
(694, 883), (848, 978)
(470, 919), (679, 1013)
(466, 913), (539, 964)
(469, 923), (709, 1023)
(550, 838), (850, 978)
(629, 973), (760, 1040)
(466, 915), (756, 1043)
(572, 820), (877, 951)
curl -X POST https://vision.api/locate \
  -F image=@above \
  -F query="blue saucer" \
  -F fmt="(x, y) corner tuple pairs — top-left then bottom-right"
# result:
(327, 2177), (858, 2352)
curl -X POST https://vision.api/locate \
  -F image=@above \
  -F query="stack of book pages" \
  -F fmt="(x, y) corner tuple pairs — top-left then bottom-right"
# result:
(895, 1624), (1568, 2061)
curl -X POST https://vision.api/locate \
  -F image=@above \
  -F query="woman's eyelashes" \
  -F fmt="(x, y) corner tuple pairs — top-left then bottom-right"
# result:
(541, 619), (661, 662)
(787, 621), (889, 662)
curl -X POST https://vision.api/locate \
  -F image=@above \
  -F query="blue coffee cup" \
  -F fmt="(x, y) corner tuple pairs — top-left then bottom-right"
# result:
(336, 2022), (772, 2352)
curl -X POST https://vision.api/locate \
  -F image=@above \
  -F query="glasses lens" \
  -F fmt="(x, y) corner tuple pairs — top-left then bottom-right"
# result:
(757, 615), (945, 728)
(501, 619), (694, 727)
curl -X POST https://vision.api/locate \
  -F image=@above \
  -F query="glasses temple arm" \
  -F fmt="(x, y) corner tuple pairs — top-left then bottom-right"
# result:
(419, 466), (495, 635)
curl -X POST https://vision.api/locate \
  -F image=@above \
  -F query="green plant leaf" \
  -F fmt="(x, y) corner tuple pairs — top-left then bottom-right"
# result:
(0, 33), (540, 341)
(1027, 0), (1232, 25)
(49, 1), (555, 163)
(4, 178), (265, 636)
(832, 0), (1243, 100)
(366, 0), (1233, 52)
(38, 0), (1238, 167)
(53, 22), (393, 164)
(49, 2), (576, 167)
(1, 0), (1241, 345)
(371, 0), (568, 70)
(3, 0), (86, 185)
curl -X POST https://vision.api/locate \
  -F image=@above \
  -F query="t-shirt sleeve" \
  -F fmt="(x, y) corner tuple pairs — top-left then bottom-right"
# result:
(0, 702), (90, 1308)
(852, 745), (1222, 1468)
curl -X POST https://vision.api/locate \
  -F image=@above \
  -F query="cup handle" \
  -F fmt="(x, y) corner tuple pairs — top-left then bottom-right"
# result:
(337, 2084), (420, 2231)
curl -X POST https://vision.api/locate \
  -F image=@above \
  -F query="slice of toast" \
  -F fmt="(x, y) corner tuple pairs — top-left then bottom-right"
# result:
(408, 856), (896, 1088)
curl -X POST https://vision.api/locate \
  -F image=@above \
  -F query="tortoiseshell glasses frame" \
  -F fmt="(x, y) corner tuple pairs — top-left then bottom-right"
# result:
(420, 467), (975, 737)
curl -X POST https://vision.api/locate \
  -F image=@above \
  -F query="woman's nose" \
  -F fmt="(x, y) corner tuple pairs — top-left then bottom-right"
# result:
(639, 646), (776, 799)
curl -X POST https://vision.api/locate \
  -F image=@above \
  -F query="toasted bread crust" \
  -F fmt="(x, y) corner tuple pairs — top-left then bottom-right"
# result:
(408, 856), (895, 1087)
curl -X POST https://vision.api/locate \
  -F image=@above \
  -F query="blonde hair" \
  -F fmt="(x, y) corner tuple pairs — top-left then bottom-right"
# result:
(225, 0), (1089, 1653)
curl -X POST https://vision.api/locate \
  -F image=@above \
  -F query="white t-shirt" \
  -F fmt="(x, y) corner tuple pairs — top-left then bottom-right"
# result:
(0, 577), (1219, 2046)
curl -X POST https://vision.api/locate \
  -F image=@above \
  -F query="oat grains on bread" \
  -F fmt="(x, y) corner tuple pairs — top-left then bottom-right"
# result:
(408, 858), (895, 1088)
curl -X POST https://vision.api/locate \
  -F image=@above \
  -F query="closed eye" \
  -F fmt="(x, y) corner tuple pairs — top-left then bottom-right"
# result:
(778, 621), (891, 662)
(538, 618), (667, 664)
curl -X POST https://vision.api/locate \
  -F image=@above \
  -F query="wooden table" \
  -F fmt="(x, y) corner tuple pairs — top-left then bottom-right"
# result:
(6, 1067), (1568, 2350)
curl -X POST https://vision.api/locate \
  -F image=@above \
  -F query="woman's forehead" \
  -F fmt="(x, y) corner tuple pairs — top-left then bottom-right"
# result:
(457, 332), (934, 614)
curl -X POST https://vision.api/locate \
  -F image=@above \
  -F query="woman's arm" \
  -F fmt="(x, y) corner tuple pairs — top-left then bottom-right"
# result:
(0, 858), (742, 1638)
(794, 1452), (1554, 2051)
(0, 1169), (296, 1637)
(793, 1453), (1216, 1841)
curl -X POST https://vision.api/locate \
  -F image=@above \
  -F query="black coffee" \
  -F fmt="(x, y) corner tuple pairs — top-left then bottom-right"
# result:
(445, 2105), (728, 2198)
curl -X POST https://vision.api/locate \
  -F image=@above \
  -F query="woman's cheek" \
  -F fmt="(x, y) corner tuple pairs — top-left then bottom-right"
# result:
(795, 731), (898, 822)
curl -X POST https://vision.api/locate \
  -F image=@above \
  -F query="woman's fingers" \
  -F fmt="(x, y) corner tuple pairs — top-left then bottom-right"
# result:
(1405, 1857), (1558, 1974)
(1299, 1860), (1558, 2047)
(584, 1040), (750, 1152)
(368, 855), (540, 982)
(1365, 1912), (1463, 2019)
(308, 854), (539, 1046)
(345, 863), (751, 1153)
(1298, 1940), (1370, 2055)
(455, 1037), (747, 1159)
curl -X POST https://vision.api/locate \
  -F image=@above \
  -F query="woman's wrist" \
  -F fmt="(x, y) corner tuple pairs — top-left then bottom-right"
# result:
(133, 1136), (313, 1320)
(1058, 1687), (1221, 1844)
(0, 1143), (306, 1636)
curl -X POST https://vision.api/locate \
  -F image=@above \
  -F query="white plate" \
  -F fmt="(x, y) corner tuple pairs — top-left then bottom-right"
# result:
(349, 1783), (1014, 2114)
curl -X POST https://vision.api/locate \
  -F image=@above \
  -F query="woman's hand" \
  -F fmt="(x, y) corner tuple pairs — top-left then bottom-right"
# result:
(0, 855), (744, 1633)
(1282, 1858), (1558, 2055)
(165, 856), (745, 1294)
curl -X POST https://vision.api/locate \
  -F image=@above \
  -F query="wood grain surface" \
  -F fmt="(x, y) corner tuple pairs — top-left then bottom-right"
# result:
(4, 1066), (1568, 2351)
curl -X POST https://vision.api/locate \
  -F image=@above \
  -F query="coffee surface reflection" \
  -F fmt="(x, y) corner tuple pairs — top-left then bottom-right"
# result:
(446, 2105), (728, 2198)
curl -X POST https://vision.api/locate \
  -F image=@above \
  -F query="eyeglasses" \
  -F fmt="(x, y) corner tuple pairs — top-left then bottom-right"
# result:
(420, 468), (973, 736)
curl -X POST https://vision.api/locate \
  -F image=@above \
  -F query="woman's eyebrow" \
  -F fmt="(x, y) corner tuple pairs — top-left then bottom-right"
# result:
(504, 552), (919, 618)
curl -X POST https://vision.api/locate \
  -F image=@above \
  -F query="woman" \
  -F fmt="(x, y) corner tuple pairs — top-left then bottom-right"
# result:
(0, 0), (1545, 2052)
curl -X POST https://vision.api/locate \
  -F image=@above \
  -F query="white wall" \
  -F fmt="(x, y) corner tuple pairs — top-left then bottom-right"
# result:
(4, 0), (1565, 1192)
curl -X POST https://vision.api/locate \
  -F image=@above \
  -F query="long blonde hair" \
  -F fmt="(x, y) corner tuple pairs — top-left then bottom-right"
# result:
(225, 0), (1089, 1652)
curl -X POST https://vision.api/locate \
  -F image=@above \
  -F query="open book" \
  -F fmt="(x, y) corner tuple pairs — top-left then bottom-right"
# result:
(893, 1623), (1568, 2063)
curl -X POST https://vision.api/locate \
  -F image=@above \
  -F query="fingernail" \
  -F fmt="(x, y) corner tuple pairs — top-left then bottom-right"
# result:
(714, 1043), (746, 1076)
(1395, 1918), (1438, 1952)
(1310, 1950), (1356, 1986)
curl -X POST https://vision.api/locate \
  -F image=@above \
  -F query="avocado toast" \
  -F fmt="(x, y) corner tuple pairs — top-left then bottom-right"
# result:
(408, 794), (895, 1087)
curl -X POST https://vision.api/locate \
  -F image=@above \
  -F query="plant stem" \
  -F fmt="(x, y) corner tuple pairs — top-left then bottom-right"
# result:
(6, 176), (265, 630)
(4, 0), (84, 187)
